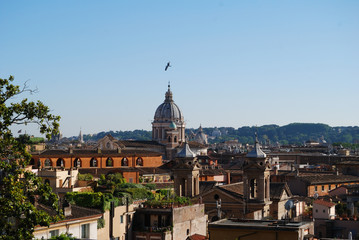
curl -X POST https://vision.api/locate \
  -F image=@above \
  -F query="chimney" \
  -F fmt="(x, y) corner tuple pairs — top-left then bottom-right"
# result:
(227, 172), (231, 184)
(63, 202), (72, 217)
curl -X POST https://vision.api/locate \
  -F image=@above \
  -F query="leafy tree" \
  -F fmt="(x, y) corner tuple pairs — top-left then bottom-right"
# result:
(0, 76), (61, 239)
(50, 233), (77, 240)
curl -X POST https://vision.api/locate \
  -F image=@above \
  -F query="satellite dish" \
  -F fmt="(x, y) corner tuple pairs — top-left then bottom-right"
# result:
(285, 200), (294, 211)
(313, 193), (319, 200)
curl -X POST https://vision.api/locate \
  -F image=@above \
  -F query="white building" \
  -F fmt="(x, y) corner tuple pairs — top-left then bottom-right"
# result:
(313, 199), (336, 220)
(34, 205), (102, 239)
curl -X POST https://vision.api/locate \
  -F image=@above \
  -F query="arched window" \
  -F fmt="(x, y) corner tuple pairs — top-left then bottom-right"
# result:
(168, 136), (171, 142)
(106, 142), (111, 149)
(57, 158), (64, 167)
(106, 157), (113, 167)
(174, 136), (177, 143)
(74, 158), (81, 168)
(45, 158), (52, 167)
(121, 157), (128, 167)
(90, 158), (97, 167)
(250, 178), (257, 199)
(136, 157), (143, 166)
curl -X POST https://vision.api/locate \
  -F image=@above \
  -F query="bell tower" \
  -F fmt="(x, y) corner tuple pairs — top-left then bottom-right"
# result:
(243, 134), (272, 218)
(172, 141), (200, 197)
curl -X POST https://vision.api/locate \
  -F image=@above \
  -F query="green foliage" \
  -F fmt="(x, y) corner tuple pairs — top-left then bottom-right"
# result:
(66, 192), (104, 209)
(144, 183), (156, 190)
(65, 192), (126, 211)
(336, 202), (347, 216)
(98, 173), (126, 189)
(96, 174), (152, 201)
(125, 188), (153, 200)
(78, 173), (93, 181)
(80, 123), (359, 145)
(84, 130), (152, 141)
(97, 218), (105, 229)
(29, 137), (44, 144)
(49, 233), (77, 240)
(174, 196), (191, 205)
(201, 123), (359, 145)
(0, 76), (61, 239)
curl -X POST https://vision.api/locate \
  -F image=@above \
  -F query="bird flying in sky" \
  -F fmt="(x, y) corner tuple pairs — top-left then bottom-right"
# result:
(165, 62), (171, 71)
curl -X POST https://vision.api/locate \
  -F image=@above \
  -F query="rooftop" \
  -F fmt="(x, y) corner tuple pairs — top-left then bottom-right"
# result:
(209, 218), (312, 231)
(314, 199), (336, 208)
(297, 174), (359, 185)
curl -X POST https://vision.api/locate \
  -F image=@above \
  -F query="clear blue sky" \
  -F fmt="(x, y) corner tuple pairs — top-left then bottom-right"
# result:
(1, 1), (358, 137)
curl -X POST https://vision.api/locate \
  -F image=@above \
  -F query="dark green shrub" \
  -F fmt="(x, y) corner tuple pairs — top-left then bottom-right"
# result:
(97, 218), (105, 229)
(78, 173), (93, 181)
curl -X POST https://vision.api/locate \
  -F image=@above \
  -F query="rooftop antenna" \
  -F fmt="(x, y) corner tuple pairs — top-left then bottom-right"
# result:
(284, 200), (294, 221)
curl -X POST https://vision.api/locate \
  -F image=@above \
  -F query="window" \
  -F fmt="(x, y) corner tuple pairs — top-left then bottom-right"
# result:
(49, 229), (59, 237)
(56, 158), (64, 167)
(136, 158), (143, 166)
(121, 157), (128, 166)
(315, 186), (318, 191)
(316, 209), (318, 213)
(106, 157), (113, 167)
(45, 158), (52, 167)
(329, 185), (331, 190)
(74, 158), (81, 168)
(90, 158), (97, 167)
(322, 186), (325, 191)
(323, 210), (325, 213)
(120, 215), (123, 223)
(129, 178), (133, 183)
(81, 224), (90, 239)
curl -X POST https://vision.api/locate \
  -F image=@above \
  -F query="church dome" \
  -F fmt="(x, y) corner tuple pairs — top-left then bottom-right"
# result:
(154, 85), (183, 122)
(169, 121), (177, 130)
(194, 125), (208, 145)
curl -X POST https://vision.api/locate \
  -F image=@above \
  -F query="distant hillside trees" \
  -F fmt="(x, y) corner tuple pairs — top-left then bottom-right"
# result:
(80, 123), (359, 145)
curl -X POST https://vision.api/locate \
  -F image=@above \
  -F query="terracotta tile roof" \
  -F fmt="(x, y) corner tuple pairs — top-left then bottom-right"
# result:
(314, 199), (336, 208)
(137, 167), (170, 175)
(298, 174), (359, 185)
(177, 141), (207, 149)
(217, 182), (243, 198)
(199, 181), (217, 194)
(118, 140), (165, 148)
(187, 234), (207, 240)
(199, 168), (227, 176)
(33, 149), (162, 157)
(36, 204), (102, 222)
(79, 168), (139, 177)
(270, 182), (292, 200)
